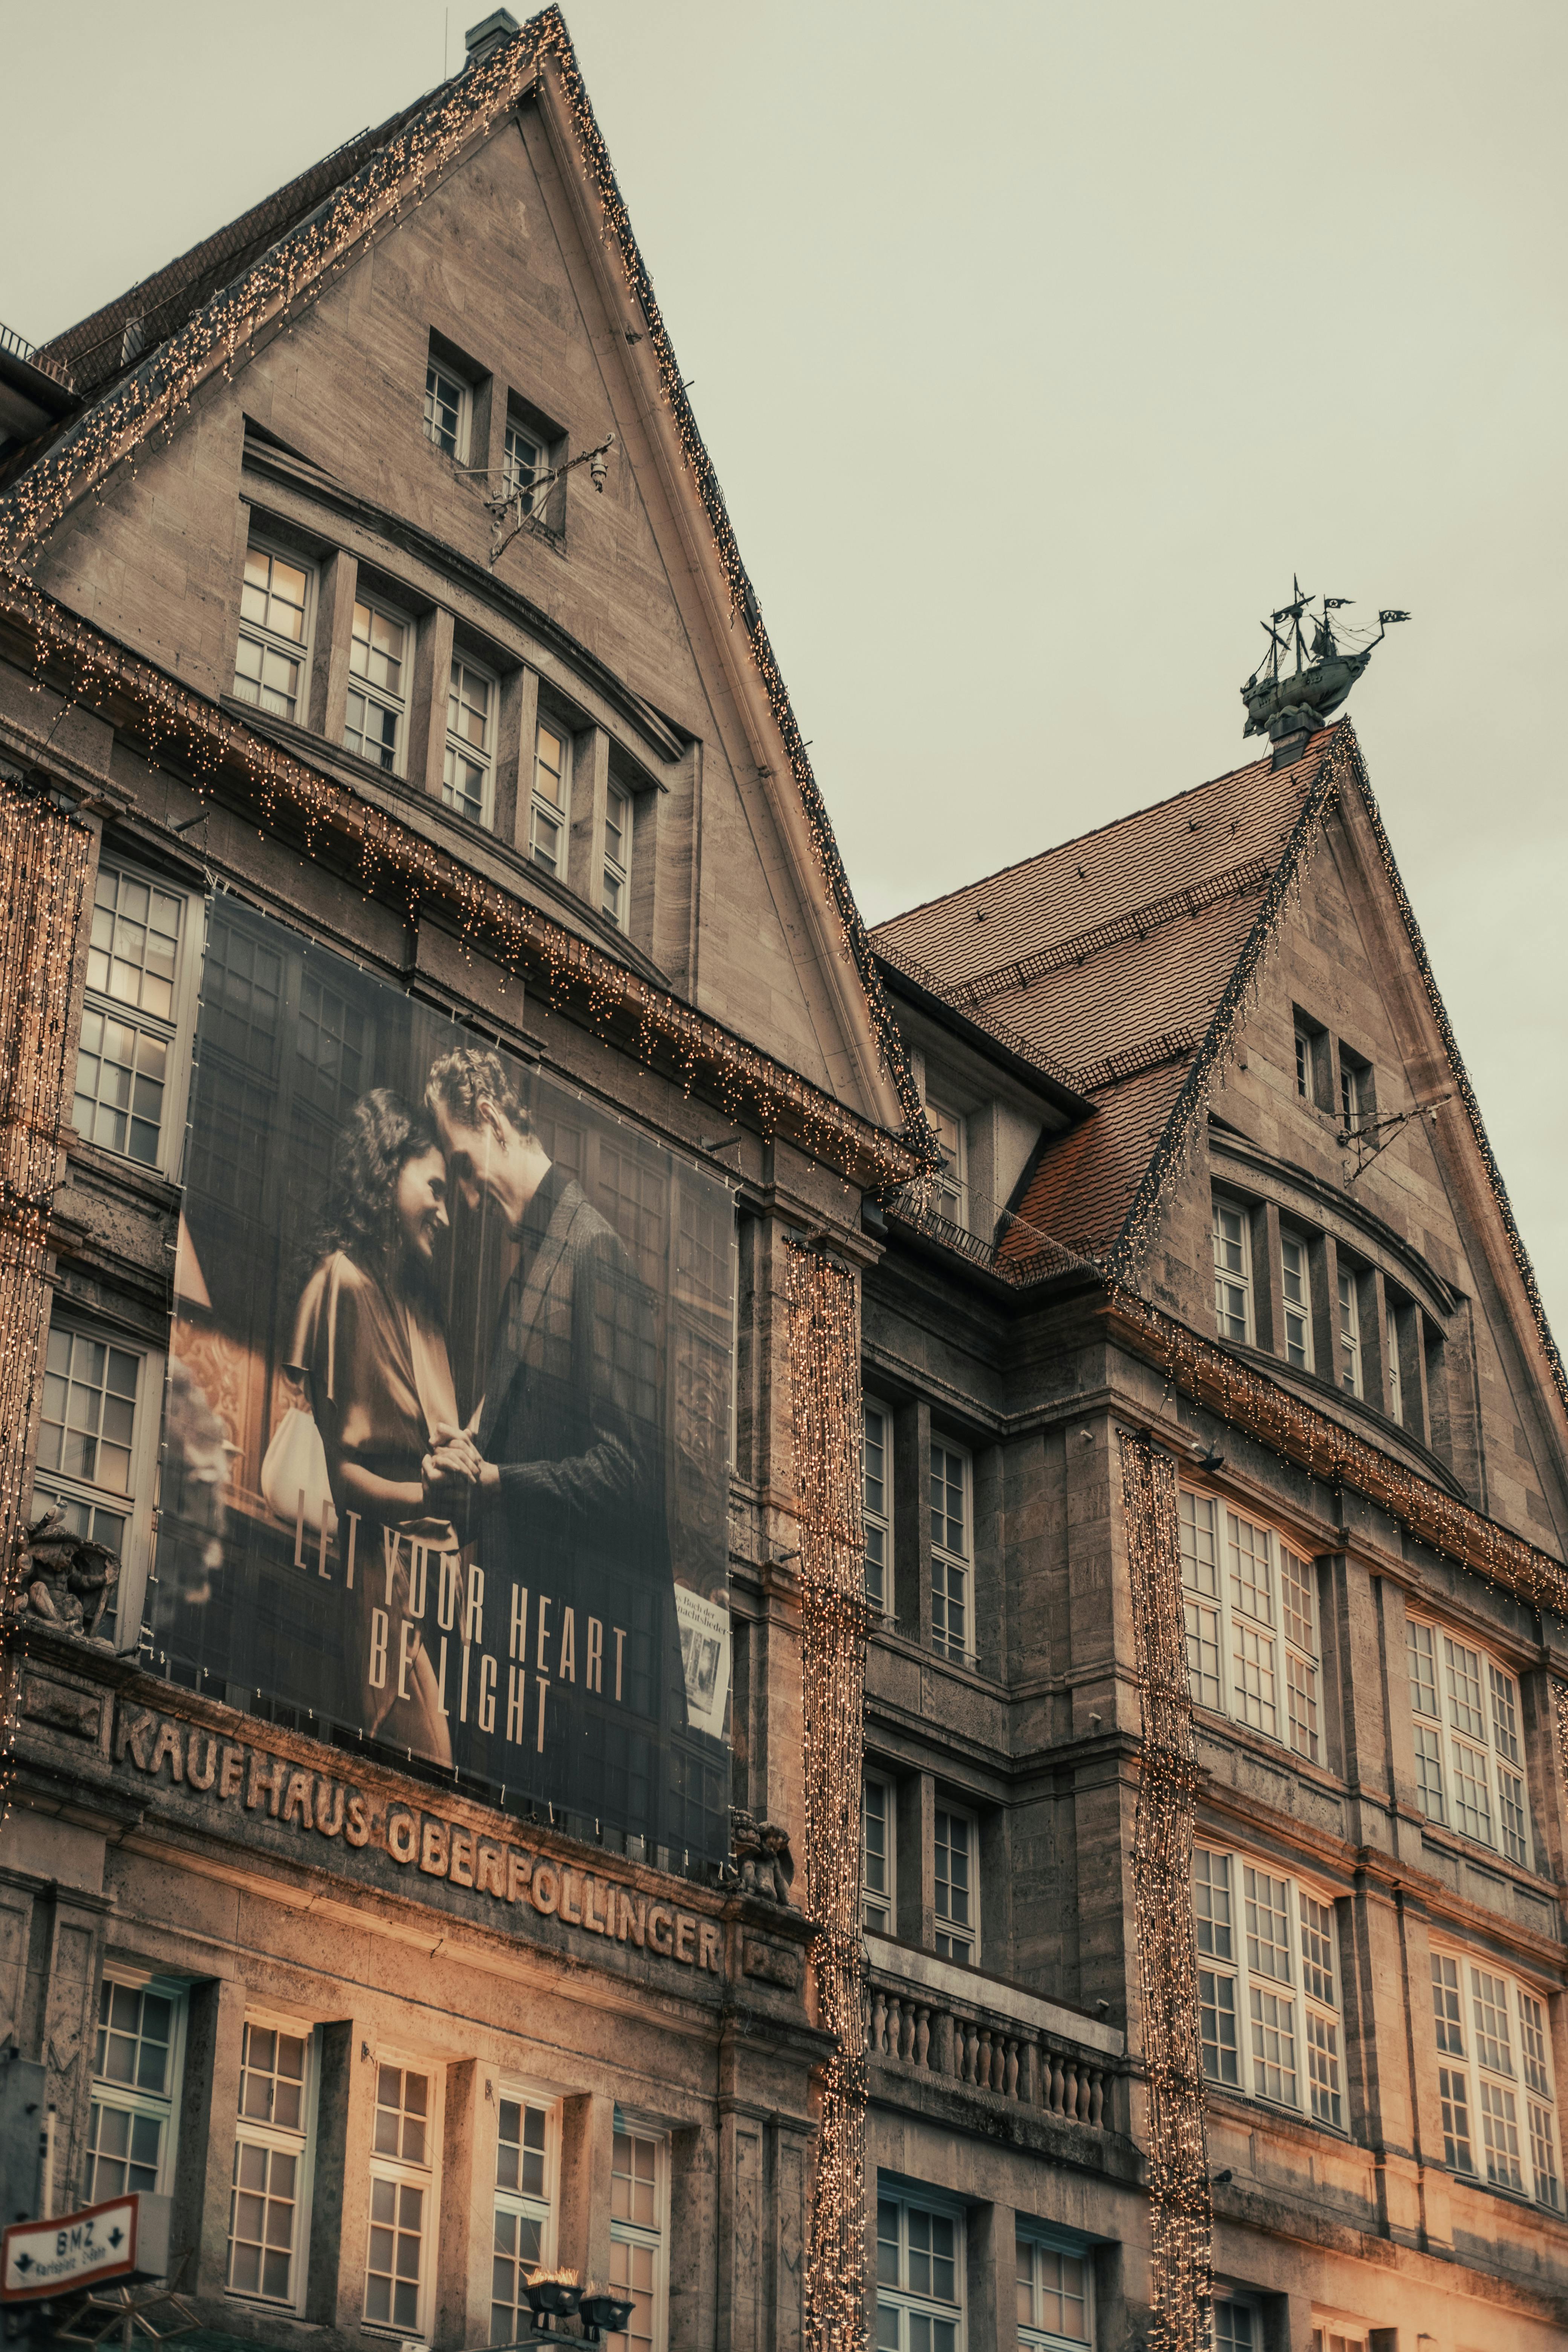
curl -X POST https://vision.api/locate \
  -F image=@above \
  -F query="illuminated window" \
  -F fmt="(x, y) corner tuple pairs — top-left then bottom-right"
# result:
(443, 656), (495, 827)
(86, 1978), (185, 2201)
(1430, 1948), (1560, 2209)
(933, 1805), (977, 1966)
(1280, 1230), (1314, 1372)
(72, 859), (198, 1170)
(1406, 1617), (1532, 1867)
(926, 1099), (968, 1228)
(1336, 1263), (1363, 1397)
(1211, 1196), (1253, 1344)
(424, 358), (470, 461)
(876, 2188), (963, 2352)
(862, 1396), (893, 1613)
(1178, 1493), (1320, 1762)
(863, 1772), (895, 1934)
(607, 2123), (666, 2352)
(530, 717), (571, 875)
(1193, 1847), (1342, 2123)
(490, 2093), (557, 2343)
(234, 542), (311, 721)
(344, 598), (409, 775)
(929, 1439), (971, 1662)
(1016, 2231), (1091, 2347)
(364, 2062), (435, 2337)
(228, 2019), (311, 2308)
(603, 779), (632, 927)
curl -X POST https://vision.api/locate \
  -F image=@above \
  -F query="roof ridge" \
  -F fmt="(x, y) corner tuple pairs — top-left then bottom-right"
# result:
(870, 729), (1334, 938)
(950, 853), (1274, 1007)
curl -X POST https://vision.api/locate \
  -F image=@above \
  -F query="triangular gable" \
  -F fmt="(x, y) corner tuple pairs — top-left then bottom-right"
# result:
(0, 6), (931, 1161)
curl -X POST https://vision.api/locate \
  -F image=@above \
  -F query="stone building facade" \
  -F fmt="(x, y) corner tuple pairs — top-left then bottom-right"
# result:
(1, 12), (1566, 2352)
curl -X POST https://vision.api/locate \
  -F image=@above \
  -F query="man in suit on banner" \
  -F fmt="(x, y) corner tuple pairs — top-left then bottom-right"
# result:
(419, 1044), (687, 1833)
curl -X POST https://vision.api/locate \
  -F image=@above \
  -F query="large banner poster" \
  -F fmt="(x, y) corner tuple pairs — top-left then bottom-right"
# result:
(152, 897), (734, 1867)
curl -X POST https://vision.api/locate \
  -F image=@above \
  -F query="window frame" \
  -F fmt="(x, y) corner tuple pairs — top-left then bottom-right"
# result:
(1429, 1942), (1560, 2210)
(1211, 1194), (1254, 1346)
(1192, 1845), (1346, 2128)
(1336, 1261), (1363, 1398)
(86, 1971), (188, 2205)
(862, 1394), (894, 1615)
(344, 591), (413, 778)
(1405, 1614), (1534, 1870)
(530, 713), (573, 877)
(1014, 2222), (1094, 2349)
(875, 2182), (966, 2352)
(926, 1097), (968, 1229)
(442, 651), (498, 830)
(72, 857), (204, 1177)
(607, 2113), (669, 2352)
(490, 2082), (561, 2344)
(226, 2011), (318, 2315)
(933, 1800), (980, 1968)
(31, 1311), (165, 1654)
(1178, 1491), (1323, 1764)
(424, 355), (472, 464)
(602, 777), (633, 929)
(502, 415), (544, 512)
(1213, 2294), (1265, 2352)
(1279, 1227), (1315, 1374)
(928, 1435), (973, 1664)
(363, 2051), (442, 2341)
(863, 1769), (896, 1936)
(233, 536), (315, 725)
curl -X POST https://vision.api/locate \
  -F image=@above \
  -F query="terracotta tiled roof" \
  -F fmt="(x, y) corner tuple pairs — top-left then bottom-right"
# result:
(870, 730), (1336, 1253)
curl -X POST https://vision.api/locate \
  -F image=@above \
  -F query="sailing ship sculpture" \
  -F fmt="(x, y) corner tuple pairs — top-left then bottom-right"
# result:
(1242, 580), (1409, 741)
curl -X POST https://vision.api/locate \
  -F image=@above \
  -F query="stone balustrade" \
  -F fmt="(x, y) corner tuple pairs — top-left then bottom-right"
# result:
(864, 1955), (1117, 2130)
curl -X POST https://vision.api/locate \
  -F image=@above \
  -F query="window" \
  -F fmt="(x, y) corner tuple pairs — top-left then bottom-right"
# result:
(603, 780), (632, 927)
(32, 1318), (161, 1646)
(1336, 1263), (1363, 1397)
(1178, 1493), (1321, 1762)
(927, 1100), (967, 1228)
(344, 598), (409, 774)
(876, 2189), (963, 2352)
(1386, 1297), (1407, 1427)
(1406, 1617), (1532, 1868)
(1338, 1049), (1371, 1132)
(443, 656), (495, 827)
(234, 542), (311, 721)
(228, 2019), (312, 2308)
(933, 1805), (977, 1966)
(1311, 2329), (1369, 2352)
(1430, 1948), (1560, 2208)
(530, 717), (571, 875)
(1294, 1026), (1314, 1101)
(862, 1397), (893, 1613)
(86, 1978), (185, 2201)
(1279, 1230), (1314, 1372)
(424, 358), (470, 461)
(1193, 1847), (1343, 2124)
(1213, 2303), (1260, 2352)
(503, 418), (543, 510)
(929, 1440), (971, 1662)
(1211, 1197), (1253, 1344)
(607, 2123), (666, 2352)
(73, 859), (198, 1170)
(1016, 2233), (1090, 2347)
(863, 1773), (895, 1934)
(364, 2061), (435, 2337)
(491, 2093), (557, 2343)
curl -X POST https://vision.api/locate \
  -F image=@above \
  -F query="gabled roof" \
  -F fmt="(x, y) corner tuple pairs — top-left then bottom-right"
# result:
(0, 6), (933, 1162)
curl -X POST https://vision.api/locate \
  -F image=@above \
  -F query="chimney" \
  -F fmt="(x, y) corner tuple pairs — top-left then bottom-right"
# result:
(464, 8), (520, 67)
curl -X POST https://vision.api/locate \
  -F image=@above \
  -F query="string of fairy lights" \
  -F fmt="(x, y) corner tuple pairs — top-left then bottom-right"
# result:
(786, 1242), (871, 2352)
(0, 782), (94, 1835)
(1117, 1432), (1213, 2352)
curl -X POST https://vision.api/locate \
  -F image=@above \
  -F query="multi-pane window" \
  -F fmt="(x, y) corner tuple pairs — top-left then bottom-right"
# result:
(607, 2125), (665, 2352)
(603, 780), (632, 927)
(424, 358), (470, 461)
(86, 1979), (183, 2201)
(530, 717), (571, 875)
(1294, 1028), (1311, 1100)
(443, 657), (494, 826)
(73, 861), (193, 1169)
(228, 2020), (311, 2308)
(1386, 1298), (1407, 1426)
(364, 2063), (434, 2336)
(344, 599), (409, 773)
(1310, 2328), (1369, 2352)
(876, 2191), (962, 2352)
(1339, 1053), (1369, 1131)
(863, 1773), (895, 1934)
(491, 2094), (556, 2343)
(503, 418), (543, 510)
(1336, 1264), (1363, 1397)
(1178, 1493), (1321, 1762)
(1280, 1231), (1314, 1372)
(234, 542), (311, 720)
(1406, 1618), (1532, 1868)
(862, 1398), (893, 1613)
(1214, 2305), (1260, 2352)
(1430, 1949), (1560, 2208)
(929, 1441), (971, 1662)
(927, 1100), (967, 1228)
(1015, 2234), (1090, 2347)
(933, 1806), (977, 1966)
(1211, 1196), (1253, 1344)
(32, 1319), (158, 1644)
(1193, 1848), (1343, 2125)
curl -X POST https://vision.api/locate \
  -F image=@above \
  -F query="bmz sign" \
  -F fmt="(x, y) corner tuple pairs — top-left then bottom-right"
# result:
(1, 2196), (139, 2300)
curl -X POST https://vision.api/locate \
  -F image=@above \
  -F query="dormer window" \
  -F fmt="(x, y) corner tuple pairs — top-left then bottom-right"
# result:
(927, 1099), (967, 1227)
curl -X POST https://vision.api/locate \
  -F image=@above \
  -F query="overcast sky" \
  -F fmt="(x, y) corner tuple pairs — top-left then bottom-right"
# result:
(4, 2), (1565, 1332)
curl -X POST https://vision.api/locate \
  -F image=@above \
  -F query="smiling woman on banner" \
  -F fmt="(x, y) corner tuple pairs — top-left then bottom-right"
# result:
(288, 1089), (462, 1762)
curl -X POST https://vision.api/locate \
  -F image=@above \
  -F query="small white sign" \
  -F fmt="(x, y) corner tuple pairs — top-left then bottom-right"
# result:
(2, 2197), (138, 2301)
(675, 1585), (731, 1739)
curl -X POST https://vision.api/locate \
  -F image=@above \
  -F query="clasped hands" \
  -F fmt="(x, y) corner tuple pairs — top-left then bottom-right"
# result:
(421, 1422), (499, 1513)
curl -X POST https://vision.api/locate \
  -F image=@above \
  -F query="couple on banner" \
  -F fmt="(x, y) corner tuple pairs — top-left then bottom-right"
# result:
(286, 1043), (683, 1802)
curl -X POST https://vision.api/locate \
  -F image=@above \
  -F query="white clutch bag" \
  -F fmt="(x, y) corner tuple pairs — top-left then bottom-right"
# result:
(260, 1406), (338, 1539)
